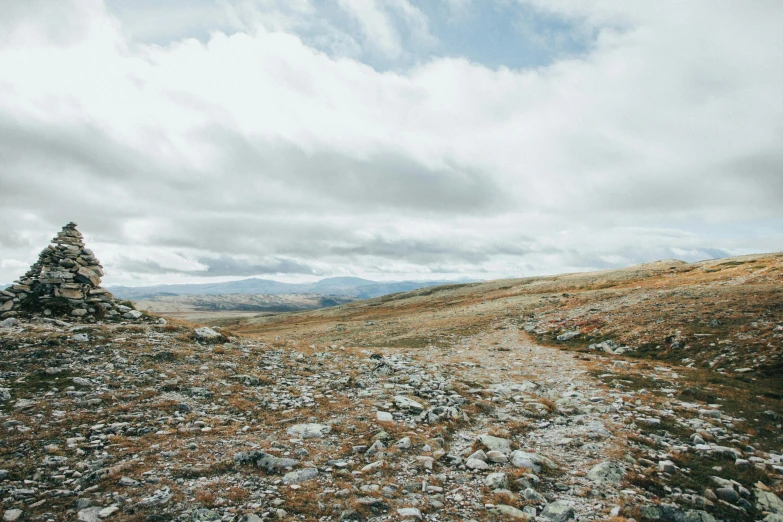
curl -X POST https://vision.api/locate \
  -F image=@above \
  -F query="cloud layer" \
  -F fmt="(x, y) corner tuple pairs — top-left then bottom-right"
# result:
(1, 0), (782, 285)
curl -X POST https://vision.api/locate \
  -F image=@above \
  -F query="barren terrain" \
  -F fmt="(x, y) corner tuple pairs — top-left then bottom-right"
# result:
(1, 253), (782, 521)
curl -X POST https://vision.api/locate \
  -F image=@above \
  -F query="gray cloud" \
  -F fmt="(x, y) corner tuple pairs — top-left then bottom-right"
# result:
(1, 0), (782, 285)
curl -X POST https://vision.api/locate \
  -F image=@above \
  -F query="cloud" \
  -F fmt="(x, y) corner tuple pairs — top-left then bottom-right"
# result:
(1, 0), (782, 285)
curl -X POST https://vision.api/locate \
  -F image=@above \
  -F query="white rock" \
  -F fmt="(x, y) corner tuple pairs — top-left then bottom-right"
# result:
(397, 507), (422, 520)
(287, 423), (331, 439)
(376, 411), (393, 422)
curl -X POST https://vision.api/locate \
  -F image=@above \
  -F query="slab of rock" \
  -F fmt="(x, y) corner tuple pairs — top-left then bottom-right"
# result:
(3, 510), (23, 522)
(587, 461), (625, 485)
(287, 423), (331, 439)
(541, 500), (575, 521)
(194, 327), (223, 341)
(397, 507), (422, 520)
(756, 488), (783, 514)
(487, 504), (531, 520)
(477, 434), (512, 454)
(394, 395), (424, 412)
(283, 468), (318, 484)
(485, 472), (508, 489)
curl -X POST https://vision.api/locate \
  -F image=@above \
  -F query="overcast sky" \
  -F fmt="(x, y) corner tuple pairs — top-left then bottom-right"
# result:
(2, 0), (782, 287)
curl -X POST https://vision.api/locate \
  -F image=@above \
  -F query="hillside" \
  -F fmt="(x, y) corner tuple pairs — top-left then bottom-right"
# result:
(0, 252), (782, 521)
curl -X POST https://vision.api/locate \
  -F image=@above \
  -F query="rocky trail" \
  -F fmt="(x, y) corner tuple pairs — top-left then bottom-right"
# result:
(1, 312), (781, 522)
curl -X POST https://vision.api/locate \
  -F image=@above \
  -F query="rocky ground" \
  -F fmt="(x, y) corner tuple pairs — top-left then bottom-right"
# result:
(1, 253), (782, 521)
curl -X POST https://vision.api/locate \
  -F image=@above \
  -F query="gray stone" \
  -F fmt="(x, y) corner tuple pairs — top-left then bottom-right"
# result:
(485, 472), (508, 489)
(71, 309), (88, 317)
(477, 434), (512, 454)
(397, 507), (422, 520)
(541, 500), (575, 521)
(376, 411), (393, 422)
(194, 327), (222, 340)
(0, 318), (17, 328)
(465, 457), (489, 470)
(77, 507), (103, 522)
(587, 461), (625, 485)
(3, 509), (23, 522)
(715, 487), (739, 503)
(287, 423), (331, 439)
(283, 467), (318, 484)
(756, 488), (783, 514)
(523, 487), (547, 504)
(487, 504), (531, 520)
(394, 395), (424, 412)
(123, 310), (142, 320)
(556, 330), (580, 341)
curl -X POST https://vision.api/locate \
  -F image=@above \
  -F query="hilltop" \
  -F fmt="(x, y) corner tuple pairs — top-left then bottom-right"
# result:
(0, 252), (782, 522)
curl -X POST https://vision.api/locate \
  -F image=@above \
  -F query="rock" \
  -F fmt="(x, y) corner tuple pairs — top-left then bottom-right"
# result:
(98, 506), (119, 517)
(485, 472), (508, 489)
(77, 507), (103, 522)
(487, 504), (531, 520)
(394, 437), (411, 449)
(587, 461), (625, 485)
(137, 487), (172, 506)
(486, 450), (508, 463)
(523, 487), (547, 504)
(465, 457), (490, 470)
(658, 460), (677, 473)
(763, 515), (783, 522)
(376, 411), (393, 422)
(194, 327), (223, 341)
(0, 389), (10, 402)
(714, 487), (739, 503)
(541, 500), (575, 521)
(587, 421), (611, 437)
(756, 488), (783, 514)
(557, 330), (580, 341)
(639, 504), (716, 522)
(510, 450), (555, 472)
(394, 395), (424, 412)
(283, 468), (318, 484)
(477, 434), (512, 454)
(287, 423), (331, 439)
(71, 309), (89, 317)
(397, 507), (422, 520)
(123, 310), (142, 320)
(3, 510), (23, 522)
(0, 318), (17, 328)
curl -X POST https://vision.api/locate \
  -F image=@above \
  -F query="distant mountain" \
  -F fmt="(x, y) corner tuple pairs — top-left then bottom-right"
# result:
(108, 277), (470, 300)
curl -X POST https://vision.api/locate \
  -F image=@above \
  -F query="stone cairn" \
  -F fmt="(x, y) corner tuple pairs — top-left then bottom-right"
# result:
(0, 222), (140, 321)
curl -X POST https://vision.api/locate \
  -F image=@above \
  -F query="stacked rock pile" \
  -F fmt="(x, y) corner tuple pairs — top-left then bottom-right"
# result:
(0, 222), (139, 321)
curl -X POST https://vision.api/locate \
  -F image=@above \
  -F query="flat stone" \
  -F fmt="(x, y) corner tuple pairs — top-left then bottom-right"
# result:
(194, 327), (222, 340)
(397, 507), (422, 520)
(485, 472), (508, 489)
(287, 423), (331, 439)
(3, 509), (23, 522)
(78, 507), (103, 522)
(465, 457), (489, 470)
(283, 468), (318, 484)
(477, 434), (512, 454)
(587, 461), (625, 485)
(756, 488), (783, 514)
(541, 500), (575, 521)
(394, 395), (424, 412)
(376, 411), (393, 422)
(487, 504), (531, 520)
(123, 310), (142, 320)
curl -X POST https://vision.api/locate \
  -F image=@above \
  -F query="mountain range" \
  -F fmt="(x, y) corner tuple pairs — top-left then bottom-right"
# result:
(107, 276), (469, 300)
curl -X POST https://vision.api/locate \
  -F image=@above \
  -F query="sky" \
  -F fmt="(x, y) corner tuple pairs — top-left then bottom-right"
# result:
(1, 0), (782, 287)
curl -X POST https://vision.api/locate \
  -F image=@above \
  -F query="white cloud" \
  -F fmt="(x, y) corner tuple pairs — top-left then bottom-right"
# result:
(1, 0), (782, 286)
